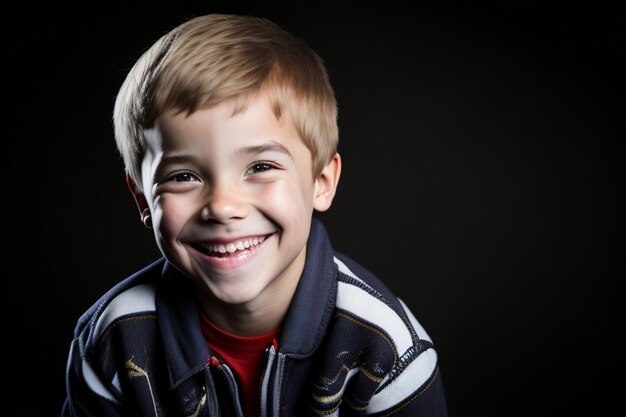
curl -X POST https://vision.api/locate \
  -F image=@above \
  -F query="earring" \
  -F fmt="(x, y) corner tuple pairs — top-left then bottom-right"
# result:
(141, 208), (153, 228)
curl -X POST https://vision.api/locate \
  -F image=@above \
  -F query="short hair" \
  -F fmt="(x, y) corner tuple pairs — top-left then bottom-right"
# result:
(113, 13), (338, 189)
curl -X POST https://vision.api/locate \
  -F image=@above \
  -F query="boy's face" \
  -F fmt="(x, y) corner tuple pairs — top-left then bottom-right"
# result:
(133, 94), (339, 307)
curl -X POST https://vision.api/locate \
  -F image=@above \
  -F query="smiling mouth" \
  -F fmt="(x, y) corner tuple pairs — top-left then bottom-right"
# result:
(192, 235), (268, 257)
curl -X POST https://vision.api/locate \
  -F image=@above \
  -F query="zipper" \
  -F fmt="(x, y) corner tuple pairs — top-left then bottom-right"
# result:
(203, 360), (220, 417)
(260, 339), (287, 417)
(260, 344), (277, 417)
(206, 356), (244, 417)
(271, 352), (286, 417)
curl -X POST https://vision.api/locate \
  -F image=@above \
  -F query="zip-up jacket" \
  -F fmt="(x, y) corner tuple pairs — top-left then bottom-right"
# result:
(62, 219), (448, 416)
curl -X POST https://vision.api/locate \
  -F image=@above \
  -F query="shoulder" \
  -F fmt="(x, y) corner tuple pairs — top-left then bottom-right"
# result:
(311, 253), (442, 414)
(72, 258), (165, 350)
(332, 252), (436, 352)
(64, 259), (166, 409)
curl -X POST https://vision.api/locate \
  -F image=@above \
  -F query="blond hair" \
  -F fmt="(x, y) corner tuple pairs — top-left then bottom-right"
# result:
(114, 14), (338, 189)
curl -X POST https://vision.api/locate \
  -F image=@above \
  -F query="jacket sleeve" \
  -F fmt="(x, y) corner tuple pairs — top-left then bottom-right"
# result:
(366, 363), (448, 417)
(62, 323), (125, 417)
(363, 298), (449, 417)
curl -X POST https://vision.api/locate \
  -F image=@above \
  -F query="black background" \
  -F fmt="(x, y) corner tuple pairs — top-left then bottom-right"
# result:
(4, 1), (624, 416)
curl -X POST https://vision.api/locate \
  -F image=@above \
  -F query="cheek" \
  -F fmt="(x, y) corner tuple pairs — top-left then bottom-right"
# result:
(257, 180), (315, 221)
(153, 196), (195, 239)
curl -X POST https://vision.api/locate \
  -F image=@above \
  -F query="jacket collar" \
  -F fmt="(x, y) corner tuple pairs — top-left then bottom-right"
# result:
(279, 218), (338, 356)
(156, 262), (209, 389)
(155, 217), (338, 388)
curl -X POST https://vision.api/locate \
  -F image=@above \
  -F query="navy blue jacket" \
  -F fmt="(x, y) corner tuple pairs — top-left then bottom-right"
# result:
(62, 219), (448, 416)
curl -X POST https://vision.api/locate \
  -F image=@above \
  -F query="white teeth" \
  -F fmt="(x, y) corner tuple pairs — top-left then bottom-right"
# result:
(204, 236), (266, 254)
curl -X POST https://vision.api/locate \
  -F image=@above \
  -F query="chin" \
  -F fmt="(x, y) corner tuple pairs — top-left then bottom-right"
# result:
(209, 283), (264, 306)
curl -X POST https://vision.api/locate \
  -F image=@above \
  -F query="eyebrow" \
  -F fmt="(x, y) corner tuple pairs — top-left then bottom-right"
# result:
(155, 141), (294, 178)
(157, 154), (203, 168)
(235, 141), (294, 160)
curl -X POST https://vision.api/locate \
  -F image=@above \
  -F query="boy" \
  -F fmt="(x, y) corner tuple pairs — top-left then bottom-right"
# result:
(62, 13), (448, 417)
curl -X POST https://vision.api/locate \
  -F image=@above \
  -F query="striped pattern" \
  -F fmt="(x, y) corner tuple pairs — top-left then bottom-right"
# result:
(90, 283), (156, 346)
(316, 256), (438, 414)
(78, 284), (157, 406)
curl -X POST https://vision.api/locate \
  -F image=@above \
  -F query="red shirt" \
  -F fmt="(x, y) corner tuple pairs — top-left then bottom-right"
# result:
(198, 310), (280, 417)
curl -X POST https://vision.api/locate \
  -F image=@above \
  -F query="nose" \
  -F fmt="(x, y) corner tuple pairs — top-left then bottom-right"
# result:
(200, 180), (249, 223)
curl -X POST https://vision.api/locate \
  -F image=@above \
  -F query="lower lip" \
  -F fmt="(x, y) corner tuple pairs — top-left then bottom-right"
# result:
(190, 236), (270, 270)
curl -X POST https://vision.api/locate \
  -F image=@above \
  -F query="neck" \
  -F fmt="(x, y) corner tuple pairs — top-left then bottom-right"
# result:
(196, 277), (298, 336)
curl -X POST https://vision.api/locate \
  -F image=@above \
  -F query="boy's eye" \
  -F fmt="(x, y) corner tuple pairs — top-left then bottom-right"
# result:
(247, 163), (274, 174)
(168, 172), (199, 182)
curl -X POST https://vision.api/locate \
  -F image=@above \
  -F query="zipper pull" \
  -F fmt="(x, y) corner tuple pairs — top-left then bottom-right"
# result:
(207, 356), (221, 368)
(206, 355), (245, 417)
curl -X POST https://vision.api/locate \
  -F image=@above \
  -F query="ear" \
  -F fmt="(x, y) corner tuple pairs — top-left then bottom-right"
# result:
(125, 171), (149, 216)
(313, 153), (342, 212)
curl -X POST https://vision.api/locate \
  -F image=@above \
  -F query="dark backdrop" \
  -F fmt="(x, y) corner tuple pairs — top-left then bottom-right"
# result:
(4, 1), (624, 416)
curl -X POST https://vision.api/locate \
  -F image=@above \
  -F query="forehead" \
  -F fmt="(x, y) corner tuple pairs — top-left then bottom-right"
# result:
(148, 94), (305, 157)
